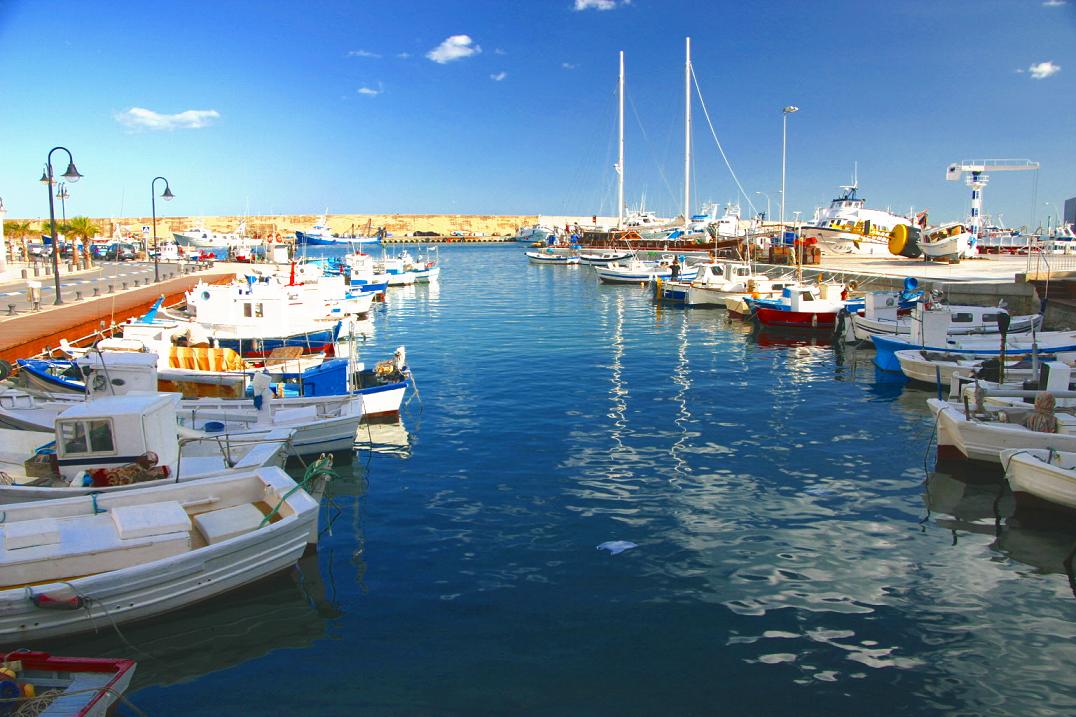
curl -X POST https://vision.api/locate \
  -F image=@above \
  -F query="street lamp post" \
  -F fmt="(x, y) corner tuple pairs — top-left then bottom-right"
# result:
(40, 147), (83, 305)
(151, 176), (174, 283)
(754, 191), (772, 223)
(780, 105), (799, 236)
(1044, 202), (1058, 235)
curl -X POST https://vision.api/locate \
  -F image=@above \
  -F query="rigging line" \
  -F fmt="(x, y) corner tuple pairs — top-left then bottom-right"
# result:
(626, 91), (679, 212)
(690, 65), (758, 218)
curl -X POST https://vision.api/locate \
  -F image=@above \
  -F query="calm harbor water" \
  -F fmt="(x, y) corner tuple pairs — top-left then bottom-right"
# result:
(57, 245), (1076, 715)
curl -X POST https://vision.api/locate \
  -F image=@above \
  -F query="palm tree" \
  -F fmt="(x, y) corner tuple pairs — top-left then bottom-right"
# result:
(65, 216), (100, 265)
(3, 220), (35, 262)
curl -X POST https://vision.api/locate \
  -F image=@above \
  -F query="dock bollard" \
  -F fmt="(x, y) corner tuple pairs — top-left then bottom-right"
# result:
(7, 305), (15, 316)
(20, 269), (27, 279)
(108, 284), (114, 294)
(75, 291), (82, 300)
(133, 279), (140, 287)
(93, 287), (99, 296)
(122, 281), (128, 290)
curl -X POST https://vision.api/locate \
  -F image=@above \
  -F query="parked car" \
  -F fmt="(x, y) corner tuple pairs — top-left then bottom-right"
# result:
(101, 243), (138, 261)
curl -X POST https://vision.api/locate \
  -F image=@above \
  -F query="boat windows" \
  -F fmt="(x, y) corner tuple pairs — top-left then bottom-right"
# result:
(951, 313), (974, 323)
(59, 419), (115, 455)
(981, 313), (1000, 323)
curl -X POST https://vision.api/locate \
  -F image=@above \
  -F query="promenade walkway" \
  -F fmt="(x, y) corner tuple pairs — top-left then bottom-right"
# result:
(0, 264), (234, 364)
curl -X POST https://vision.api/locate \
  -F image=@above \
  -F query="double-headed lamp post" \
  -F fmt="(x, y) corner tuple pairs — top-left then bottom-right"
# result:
(40, 147), (83, 305)
(56, 182), (69, 222)
(151, 176), (174, 283)
(779, 105), (799, 236)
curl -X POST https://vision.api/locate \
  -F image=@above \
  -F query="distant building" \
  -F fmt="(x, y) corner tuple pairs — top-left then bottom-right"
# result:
(1065, 196), (1076, 230)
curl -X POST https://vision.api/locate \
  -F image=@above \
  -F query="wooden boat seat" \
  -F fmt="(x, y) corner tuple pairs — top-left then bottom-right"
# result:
(264, 346), (304, 367)
(0, 502), (192, 586)
(169, 347), (245, 372)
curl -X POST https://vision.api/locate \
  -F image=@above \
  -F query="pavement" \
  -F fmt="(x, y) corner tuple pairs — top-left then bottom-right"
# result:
(0, 260), (189, 314)
(795, 253), (1059, 284)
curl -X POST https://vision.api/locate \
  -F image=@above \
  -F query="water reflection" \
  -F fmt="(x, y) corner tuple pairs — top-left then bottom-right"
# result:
(42, 555), (340, 691)
(925, 468), (1076, 597)
(356, 419), (414, 459)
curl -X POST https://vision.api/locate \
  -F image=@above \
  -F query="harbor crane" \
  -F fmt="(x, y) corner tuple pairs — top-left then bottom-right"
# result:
(945, 159), (1038, 246)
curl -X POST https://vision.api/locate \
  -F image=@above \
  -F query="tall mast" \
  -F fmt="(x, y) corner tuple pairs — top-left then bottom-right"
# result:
(683, 37), (691, 226)
(617, 50), (625, 229)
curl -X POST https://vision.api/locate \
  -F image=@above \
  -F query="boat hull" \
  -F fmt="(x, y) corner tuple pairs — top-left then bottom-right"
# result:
(0, 470), (318, 643)
(1002, 449), (1076, 512)
(755, 307), (837, 330)
(929, 398), (1076, 464)
(871, 334), (1076, 372)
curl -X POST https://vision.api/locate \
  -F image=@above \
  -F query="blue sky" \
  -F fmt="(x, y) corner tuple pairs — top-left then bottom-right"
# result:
(0, 0), (1073, 227)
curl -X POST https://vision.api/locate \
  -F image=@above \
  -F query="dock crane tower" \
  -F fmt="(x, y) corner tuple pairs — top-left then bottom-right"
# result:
(945, 159), (1038, 248)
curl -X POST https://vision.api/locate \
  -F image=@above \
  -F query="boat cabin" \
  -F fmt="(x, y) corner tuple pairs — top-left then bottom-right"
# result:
(54, 394), (181, 481)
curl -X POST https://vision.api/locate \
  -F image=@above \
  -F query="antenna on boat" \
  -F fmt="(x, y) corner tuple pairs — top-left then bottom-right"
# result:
(616, 50), (625, 230)
(683, 37), (691, 228)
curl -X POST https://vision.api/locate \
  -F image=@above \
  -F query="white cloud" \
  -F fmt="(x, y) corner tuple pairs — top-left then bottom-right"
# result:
(490, 71), (507, 81)
(397, 52), (411, 59)
(1029, 61), (1061, 79)
(357, 84), (383, 96)
(562, 62), (577, 70)
(574, 0), (629, 10)
(115, 107), (220, 131)
(1043, 0), (1066, 6)
(426, 34), (481, 63)
(494, 48), (507, 55)
(347, 49), (381, 58)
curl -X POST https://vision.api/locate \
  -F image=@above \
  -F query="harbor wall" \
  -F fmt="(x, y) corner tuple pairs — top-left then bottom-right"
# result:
(9, 214), (624, 239)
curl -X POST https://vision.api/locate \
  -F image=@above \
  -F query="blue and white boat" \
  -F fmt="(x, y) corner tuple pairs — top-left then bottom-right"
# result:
(871, 326), (1076, 372)
(295, 215), (382, 246)
(595, 256), (698, 285)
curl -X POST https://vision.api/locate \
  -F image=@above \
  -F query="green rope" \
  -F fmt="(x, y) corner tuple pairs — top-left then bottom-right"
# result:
(259, 455), (339, 528)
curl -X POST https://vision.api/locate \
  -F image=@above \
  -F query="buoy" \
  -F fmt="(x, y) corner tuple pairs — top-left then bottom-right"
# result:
(888, 224), (922, 258)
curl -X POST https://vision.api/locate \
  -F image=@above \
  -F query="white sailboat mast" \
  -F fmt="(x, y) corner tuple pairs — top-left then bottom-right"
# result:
(617, 50), (625, 230)
(683, 37), (691, 226)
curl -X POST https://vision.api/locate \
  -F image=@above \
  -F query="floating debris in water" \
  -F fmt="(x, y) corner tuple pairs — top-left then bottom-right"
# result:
(597, 541), (638, 555)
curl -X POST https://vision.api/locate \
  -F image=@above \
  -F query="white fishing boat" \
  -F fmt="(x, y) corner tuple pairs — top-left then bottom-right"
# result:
(2, 349), (384, 455)
(381, 249), (439, 284)
(0, 392), (291, 503)
(801, 178), (913, 256)
(595, 256), (697, 284)
(1001, 448), (1076, 512)
(894, 349), (1041, 386)
(847, 300), (1041, 344)
(578, 250), (633, 266)
(526, 250), (579, 265)
(682, 262), (789, 307)
(0, 466), (320, 642)
(928, 385), (1076, 464)
(919, 222), (973, 261)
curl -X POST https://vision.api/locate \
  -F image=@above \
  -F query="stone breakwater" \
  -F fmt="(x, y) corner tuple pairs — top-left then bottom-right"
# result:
(57, 214), (544, 238)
